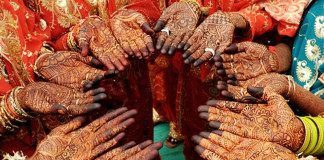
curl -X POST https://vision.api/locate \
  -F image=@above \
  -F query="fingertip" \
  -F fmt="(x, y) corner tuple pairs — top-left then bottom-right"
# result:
(247, 86), (264, 98)
(52, 104), (67, 114)
(177, 42), (185, 49)
(183, 43), (190, 50)
(197, 105), (209, 112)
(224, 44), (238, 53)
(153, 20), (165, 32)
(141, 22), (154, 35)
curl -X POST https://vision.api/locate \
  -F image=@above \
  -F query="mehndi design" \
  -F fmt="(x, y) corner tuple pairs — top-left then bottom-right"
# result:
(154, 1), (201, 55)
(214, 42), (278, 80)
(111, 9), (154, 59)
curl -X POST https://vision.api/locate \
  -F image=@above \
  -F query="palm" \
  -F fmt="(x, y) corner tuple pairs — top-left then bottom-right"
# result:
(18, 82), (105, 115)
(183, 11), (235, 66)
(154, 1), (201, 55)
(35, 51), (107, 89)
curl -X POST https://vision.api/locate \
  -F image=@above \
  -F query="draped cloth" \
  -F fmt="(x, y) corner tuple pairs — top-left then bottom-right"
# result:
(0, 0), (160, 157)
(150, 0), (309, 159)
(290, 0), (324, 99)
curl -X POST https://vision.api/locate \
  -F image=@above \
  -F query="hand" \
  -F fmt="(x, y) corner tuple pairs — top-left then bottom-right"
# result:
(17, 82), (107, 115)
(28, 107), (137, 160)
(35, 50), (116, 89)
(198, 89), (305, 151)
(216, 73), (293, 102)
(97, 140), (163, 160)
(76, 18), (129, 71)
(182, 11), (235, 67)
(214, 42), (279, 80)
(154, 1), (201, 55)
(192, 130), (297, 160)
(111, 9), (154, 59)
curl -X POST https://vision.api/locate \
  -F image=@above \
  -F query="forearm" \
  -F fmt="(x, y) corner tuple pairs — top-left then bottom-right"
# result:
(290, 83), (324, 116)
(273, 43), (292, 73)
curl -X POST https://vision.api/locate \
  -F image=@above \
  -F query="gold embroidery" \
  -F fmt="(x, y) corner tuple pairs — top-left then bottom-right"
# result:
(314, 16), (324, 39)
(115, 0), (130, 9)
(40, 0), (82, 28)
(305, 39), (321, 61)
(9, 2), (20, 11)
(296, 60), (312, 83)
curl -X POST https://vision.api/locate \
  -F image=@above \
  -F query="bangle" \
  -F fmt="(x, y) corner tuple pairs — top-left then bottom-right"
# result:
(308, 117), (324, 155)
(269, 46), (280, 73)
(34, 47), (54, 79)
(296, 116), (312, 155)
(302, 116), (318, 155)
(285, 75), (296, 99)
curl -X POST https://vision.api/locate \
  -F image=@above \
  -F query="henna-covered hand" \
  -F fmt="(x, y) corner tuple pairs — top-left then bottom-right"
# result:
(76, 19), (129, 71)
(28, 107), (137, 160)
(17, 82), (107, 115)
(198, 89), (305, 151)
(35, 51), (116, 89)
(216, 73), (292, 102)
(111, 10), (154, 59)
(97, 140), (163, 160)
(182, 11), (235, 67)
(154, 1), (201, 55)
(214, 42), (279, 80)
(192, 130), (297, 160)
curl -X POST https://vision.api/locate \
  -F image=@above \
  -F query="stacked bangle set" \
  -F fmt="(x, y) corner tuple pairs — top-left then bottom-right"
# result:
(297, 116), (324, 156)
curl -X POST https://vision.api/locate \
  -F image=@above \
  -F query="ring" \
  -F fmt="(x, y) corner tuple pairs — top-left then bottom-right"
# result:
(66, 105), (70, 111)
(205, 48), (215, 56)
(161, 27), (170, 36)
(240, 88), (244, 97)
(234, 118), (237, 126)
(230, 62), (234, 68)
(85, 73), (90, 80)
(76, 99), (80, 105)
(78, 38), (87, 41)
(230, 54), (234, 61)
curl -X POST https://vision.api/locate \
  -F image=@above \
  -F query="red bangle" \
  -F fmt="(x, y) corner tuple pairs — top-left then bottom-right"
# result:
(269, 46), (280, 73)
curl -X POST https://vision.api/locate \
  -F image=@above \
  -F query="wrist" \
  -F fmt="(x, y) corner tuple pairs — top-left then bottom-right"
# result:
(225, 12), (249, 33)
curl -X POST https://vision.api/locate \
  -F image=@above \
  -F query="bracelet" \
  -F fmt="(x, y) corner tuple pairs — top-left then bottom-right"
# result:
(33, 51), (54, 79)
(285, 75), (296, 99)
(269, 46), (280, 73)
(296, 116), (324, 156)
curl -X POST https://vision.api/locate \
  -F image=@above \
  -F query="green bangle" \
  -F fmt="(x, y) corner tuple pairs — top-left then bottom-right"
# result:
(315, 117), (324, 155)
(303, 116), (319, 155)
(308, 117), (323, 155)
(296, 116), (312, 154)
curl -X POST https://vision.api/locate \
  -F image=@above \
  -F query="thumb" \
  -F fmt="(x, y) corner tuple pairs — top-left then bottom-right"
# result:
(52, 104), (68, 114)
(247, 86), (264, 99)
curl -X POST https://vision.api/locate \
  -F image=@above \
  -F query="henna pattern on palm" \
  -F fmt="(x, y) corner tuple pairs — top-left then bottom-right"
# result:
(216, 73), (290, 102)
(183, 11), (235, 67)
(193, 131), (297, 160)
(17, 82), (106, 115)
(198, 89), (305, 151)
(214, 42), (278, 80)
(77, 19), (129, 71)
(111, 10), (154, 59)
(35, 51), (113, 89)
(28, 108), (138, 160)
(154, 1), (201, 55)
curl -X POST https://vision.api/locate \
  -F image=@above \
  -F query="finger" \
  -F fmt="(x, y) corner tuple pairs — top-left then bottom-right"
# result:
(207, 100), (245, 113)
(73, 87), (106, 98)
(184, 47), (203, 64)
(129, 40), (142, 58)
(143, 34), (155, 53)
(216, 81), (228, 91)
(184, 32), (201, 51)
(195, 146), (224, 160)
(226, 80), (238, 86)
(98, 54), (116, 70)
(199, 132), (236, 151)
(96, 109), (138, 133)
(83, 75), (105, 92)
(198, 105), (210, 113)
(135, 37), (149, 58)
(104, 69), (117, 79)
(72, 93), (107, 105)
(121, 41), (133, 56)
(161, 34), (175, 55)
(220, 54), (234, 62)
(50, 116), (86, 135)
(247, 86), (264, 99)
(68, 103), (102, 115)
(96, 141), (136, 160)
(115, 46), (130, 66)
(215, 130), (244, 144)
(223, 44), (238, 54)
(156, 31), (168, 50)
(213, 51), (223, 62)
(193, 51), (213, 67)
(169, 33), (185, 55)
(92, 118), (135, 147)
(178, 31), (194, 49)
(111, 140), (153, 160)
(207, 112), (243, 126)
(51, 104), (68, 115)
(143, 150), (160, 160)
(90, 132), (125, 159)
(219, 123), (243, 136)
(153, 20), (167, 32)
(183, 38), (201, 58)
(126, 142), (163, 160)
(192, 135), (225, 154)
(83, 107), (128, 132)
(79, 39), (90, 57)
(141, 22), (154, 35)
(221, 90), (235, 100)
(216, 69), (226, 76)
